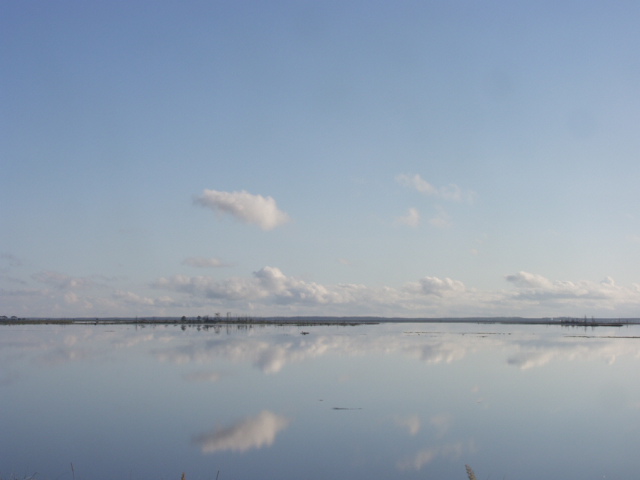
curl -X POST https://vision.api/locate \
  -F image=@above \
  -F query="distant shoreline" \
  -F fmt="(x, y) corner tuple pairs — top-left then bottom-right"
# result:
(1, 315), (638, 327)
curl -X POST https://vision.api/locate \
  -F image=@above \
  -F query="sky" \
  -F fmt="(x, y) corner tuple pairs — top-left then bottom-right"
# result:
(2, 1), (640, 318)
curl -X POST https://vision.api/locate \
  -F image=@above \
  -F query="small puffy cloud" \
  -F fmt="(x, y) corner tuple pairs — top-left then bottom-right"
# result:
(396, 207), (421, 227)
(193, 411), (290, 454)
(194, 189), (290, 231)
(183, 257), (229, 268)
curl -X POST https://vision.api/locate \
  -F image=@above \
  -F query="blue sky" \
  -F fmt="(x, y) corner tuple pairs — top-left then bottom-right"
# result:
(2, 1), (640, 318)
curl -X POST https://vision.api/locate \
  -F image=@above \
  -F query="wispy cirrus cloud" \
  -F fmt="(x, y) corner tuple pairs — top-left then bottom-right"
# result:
(429, 206), (452, 229)
(194, 189), (290, 231)
(183, 257), (230, 268)
(396, 174), (474, 203)
(395, 206), (451, 229)
(396, 207), (421, 227)
(31, 271), (93, 290)
(112, 290), (175, 308)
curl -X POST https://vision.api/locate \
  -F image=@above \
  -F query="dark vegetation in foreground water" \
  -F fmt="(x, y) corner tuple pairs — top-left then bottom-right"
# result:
(1, 314), (639, 327)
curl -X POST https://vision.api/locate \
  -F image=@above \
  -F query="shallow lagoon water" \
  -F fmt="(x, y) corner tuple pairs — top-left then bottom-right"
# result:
(2, 322), (640, 479)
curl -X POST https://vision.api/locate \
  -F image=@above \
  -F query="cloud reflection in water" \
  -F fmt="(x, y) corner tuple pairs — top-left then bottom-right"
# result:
(193, 410), (290, 454)
(397, 441), (472, 471)
(150, 326), (640, 376)
(395, 414), (421, 436)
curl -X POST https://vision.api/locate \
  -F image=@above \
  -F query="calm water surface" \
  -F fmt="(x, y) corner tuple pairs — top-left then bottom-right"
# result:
(2, 322), (640, 479)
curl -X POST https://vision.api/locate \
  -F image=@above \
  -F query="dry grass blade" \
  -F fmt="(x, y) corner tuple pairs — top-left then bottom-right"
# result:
(465, 464), (478, 480)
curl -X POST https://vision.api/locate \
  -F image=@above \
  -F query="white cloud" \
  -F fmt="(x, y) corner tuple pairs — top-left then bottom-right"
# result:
(32, 271), (93, 290)
(498, 271), (640, 317)
(429, 207), (452, 229)
(153, 267), (482, 317)
(192, 411), (290, 454)
(64, 292), (79, 304)
(113, 290), (159, 306)
(601, 276), (615, 287)
(505, 271), (554, 289)
(396, 173), (439, 196)
(194, 189), (290, 230)
(504, 271), (616, 302)
(183, 257), (229, 268)
(9, 265), (640, 319)
(396, 174), (474, 203)
(149, 270), (640, 317)
(154, 266), (373, 307)
(417, 276), (465, 296)
(439, 184), (465, 202)
(111, 290), (178, 309)
(396, 207), (421, 227)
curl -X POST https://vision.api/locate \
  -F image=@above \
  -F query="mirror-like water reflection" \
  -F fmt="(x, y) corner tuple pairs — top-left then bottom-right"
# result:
(2, 322), (640, 479)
